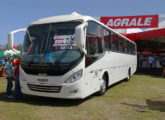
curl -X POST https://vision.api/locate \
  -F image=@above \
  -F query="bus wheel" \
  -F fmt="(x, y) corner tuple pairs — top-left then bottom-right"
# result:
(98, 77), (107, 95)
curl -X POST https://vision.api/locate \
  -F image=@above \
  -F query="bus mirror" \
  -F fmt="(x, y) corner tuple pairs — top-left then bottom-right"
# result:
(8, 28), (27, 49)
(75, 22), (88, 54)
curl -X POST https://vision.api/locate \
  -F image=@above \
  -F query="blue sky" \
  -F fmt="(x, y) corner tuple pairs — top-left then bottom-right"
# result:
(0, 0), (164, 45)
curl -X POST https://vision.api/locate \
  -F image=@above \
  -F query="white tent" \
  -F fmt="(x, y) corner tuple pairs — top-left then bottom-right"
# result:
(4, 49), (20, 56)
(114, 28), (143, 34)
(12, 48), (20, 54)
(126, 28), (143, 33)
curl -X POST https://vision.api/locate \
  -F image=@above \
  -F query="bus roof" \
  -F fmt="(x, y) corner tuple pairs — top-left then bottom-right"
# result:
(30, 12), (135, 44)
(30, 12), (95, 25)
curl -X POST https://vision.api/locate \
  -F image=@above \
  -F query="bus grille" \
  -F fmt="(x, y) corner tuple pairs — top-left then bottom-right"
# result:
(28, 84), (61, 93)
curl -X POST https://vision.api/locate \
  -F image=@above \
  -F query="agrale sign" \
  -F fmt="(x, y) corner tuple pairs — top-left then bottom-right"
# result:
(100, 15), (158, 29)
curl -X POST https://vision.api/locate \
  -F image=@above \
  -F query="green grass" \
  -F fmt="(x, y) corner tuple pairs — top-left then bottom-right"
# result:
(0, 75), (165, 120)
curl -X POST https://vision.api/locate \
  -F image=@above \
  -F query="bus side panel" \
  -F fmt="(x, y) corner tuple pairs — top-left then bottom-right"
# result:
(84, 51), (137, 96)
(107, 52), (137, 84)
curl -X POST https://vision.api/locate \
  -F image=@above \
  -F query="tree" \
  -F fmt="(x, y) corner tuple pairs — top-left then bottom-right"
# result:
(0, 44), (2, 51)
(0, 44), (8, 51)
(17, 44), (23, 51)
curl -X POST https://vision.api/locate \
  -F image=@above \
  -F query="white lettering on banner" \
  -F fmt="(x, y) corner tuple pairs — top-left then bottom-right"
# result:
(129, 18), (136, 26)
(106, 19), (113, 27)
(121, 18), (129, 26)
(144, 17), (152, 26)
(106, 17), (152, 27)
(114, 19), (121, 26)
(137, 18), (143, 26)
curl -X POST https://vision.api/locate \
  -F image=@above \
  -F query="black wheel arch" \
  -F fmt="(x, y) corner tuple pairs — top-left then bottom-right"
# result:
(128, 67), (131, 77)
(103, 71), (109, 88)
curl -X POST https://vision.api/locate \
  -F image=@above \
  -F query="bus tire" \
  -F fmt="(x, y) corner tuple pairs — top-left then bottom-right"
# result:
(98, 76), (107, 96)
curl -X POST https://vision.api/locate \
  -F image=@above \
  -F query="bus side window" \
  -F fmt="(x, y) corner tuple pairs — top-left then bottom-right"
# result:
(104, 30), (111, 50)
(85, 21), (103, 67)
(130, 43), (133, 54)
(119, 37), (124, 52)
(125, 41), (129, 54)
(129, 42), (132, 54)
(123, 39), (126, 53)
(86, 22), (103, 55)
(111, 33), (119, 51)
(131, 43), (136, 55)
(133, 44), (136, 54)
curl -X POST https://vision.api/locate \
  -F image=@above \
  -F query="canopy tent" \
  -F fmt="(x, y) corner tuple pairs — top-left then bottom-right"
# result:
(122, 20), (165, 52)
(0, 52), (4, 57)
(4, 49), (20, 56)
(121, 20), (165, 43)
(12, 48), (20, 54)
(13, 53), (20, 58)
(125, 28), (165, 52)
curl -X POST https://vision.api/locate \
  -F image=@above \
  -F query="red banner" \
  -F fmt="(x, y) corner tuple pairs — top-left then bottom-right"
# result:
(100, 15), (158, 29)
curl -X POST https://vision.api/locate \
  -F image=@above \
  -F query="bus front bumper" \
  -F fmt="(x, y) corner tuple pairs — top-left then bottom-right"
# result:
(20, 79), (85, 99)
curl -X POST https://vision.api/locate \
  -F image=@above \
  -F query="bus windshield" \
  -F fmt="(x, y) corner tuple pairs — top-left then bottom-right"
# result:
(21, 22), (83, 75)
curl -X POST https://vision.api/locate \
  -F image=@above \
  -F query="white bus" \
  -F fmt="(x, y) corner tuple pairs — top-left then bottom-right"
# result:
(18, 13), (137, 99)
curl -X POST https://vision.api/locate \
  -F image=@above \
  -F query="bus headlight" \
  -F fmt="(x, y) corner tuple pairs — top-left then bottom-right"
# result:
(64, 69), (83, 83)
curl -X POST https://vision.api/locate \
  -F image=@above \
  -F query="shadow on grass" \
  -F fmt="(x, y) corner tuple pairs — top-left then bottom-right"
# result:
(0, 91), (95, 107)
(122, 99), (165, 112)
(0, 78), (128, 107)
(146, 99), (165, 112)
(0, 80), (126, 107)
(0, 77), (137, 107)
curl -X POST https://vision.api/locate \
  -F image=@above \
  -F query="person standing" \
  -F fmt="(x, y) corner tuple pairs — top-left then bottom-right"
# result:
(162, 66), (165, 77)
(148, 55), (155, 68)
(160, 57), (165, 77)
(4, 57), (13, 98)
(13, 58), (22, 99)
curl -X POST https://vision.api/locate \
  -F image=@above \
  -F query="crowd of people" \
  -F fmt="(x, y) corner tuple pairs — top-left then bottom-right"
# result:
(138, 54), (165, 77)
(148, 55), (165, 77)
(3, 56), (22, 99)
